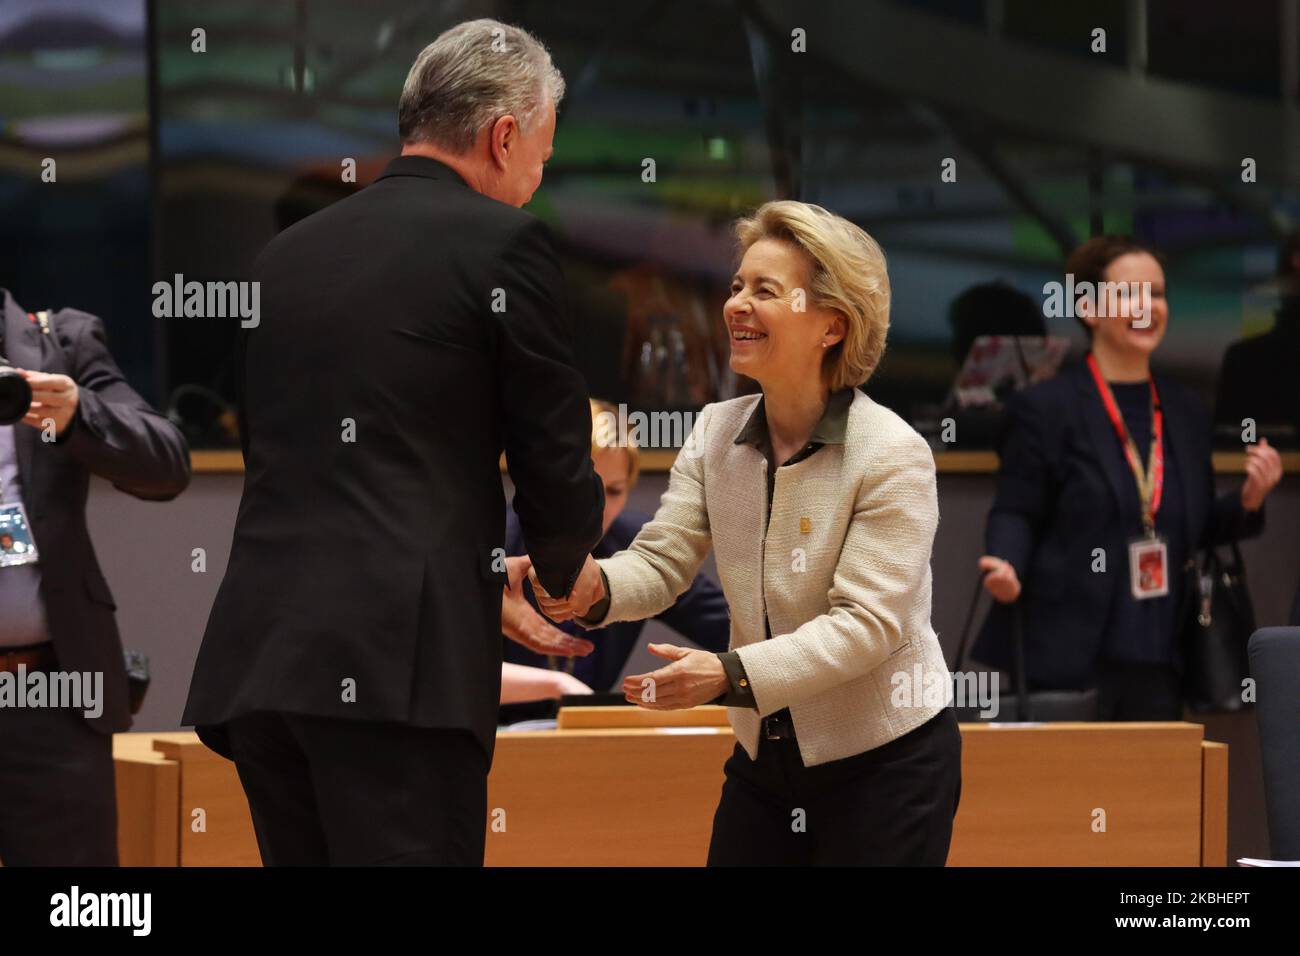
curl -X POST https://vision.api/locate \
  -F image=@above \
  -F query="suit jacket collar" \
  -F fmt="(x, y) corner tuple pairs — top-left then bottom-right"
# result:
(2, 289), (40, 369)
(374, 155), (472, 189)
(1068, 357), (1198, 541)
(2, 289), (45, 499)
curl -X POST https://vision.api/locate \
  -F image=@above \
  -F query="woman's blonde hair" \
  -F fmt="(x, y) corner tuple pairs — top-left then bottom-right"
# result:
(590, 398), (639, 487)
(733, 200), (890, 391)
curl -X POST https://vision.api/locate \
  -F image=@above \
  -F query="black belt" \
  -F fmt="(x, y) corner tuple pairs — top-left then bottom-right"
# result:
(762, 708), (796, 741)
(0, 642), (56, 673)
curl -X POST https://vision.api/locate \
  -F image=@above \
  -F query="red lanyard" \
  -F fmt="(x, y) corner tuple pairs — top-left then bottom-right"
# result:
(1086, 353), (1163, 534)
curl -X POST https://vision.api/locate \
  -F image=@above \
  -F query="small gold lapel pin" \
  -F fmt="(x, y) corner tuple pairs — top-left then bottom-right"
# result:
(799, 517), (811, 534)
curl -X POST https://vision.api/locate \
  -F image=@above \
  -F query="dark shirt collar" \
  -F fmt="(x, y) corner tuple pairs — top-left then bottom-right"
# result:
(374, 154), (472, 189)
(734, 387), (854, 459)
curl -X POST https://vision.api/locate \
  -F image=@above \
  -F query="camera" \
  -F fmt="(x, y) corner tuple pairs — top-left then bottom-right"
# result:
(0, 356), (33, 425)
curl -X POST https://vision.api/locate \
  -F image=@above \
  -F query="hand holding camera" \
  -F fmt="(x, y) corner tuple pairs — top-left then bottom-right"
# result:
(0, 360), (79, 436)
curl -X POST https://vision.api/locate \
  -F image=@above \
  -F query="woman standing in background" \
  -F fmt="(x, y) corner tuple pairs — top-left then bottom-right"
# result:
(974, 236), (1283, 719)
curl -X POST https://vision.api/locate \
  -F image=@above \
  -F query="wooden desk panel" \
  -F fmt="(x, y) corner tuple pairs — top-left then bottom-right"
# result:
(948, 722), (1206, 866)
(112, 736), (180, 867)
(113, 731), (258, 867)
(486, 727), (733, 866)
(1201, 741), (1229, 867)
(113, 720), (1224, 866)
(190, 449), (1300, 476)
(152, 737), (261, 867)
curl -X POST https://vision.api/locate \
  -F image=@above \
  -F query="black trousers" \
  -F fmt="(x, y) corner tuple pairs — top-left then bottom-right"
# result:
(707, 707), (962, 866)
(0, 701), (118, 866)
(226, 711), (488, 866)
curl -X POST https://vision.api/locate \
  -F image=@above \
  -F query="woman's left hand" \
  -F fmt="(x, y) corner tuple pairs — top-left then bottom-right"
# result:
(623, 644), (729, 710)
(1241, 438), (1283, 512)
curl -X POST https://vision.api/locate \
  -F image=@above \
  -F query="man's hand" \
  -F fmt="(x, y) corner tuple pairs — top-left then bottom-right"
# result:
(16, 369), (79, 438)
(502, 555), (594, 657)
(621, 643), (728, 710)
(1241, 437), (1283, 512)
(531, 553), (606, 623)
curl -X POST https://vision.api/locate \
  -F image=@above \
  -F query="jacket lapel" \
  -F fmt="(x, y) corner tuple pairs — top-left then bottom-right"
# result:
(1154, 372), (1201, 547)
(1072, 360), (1136, 525)
(3, 291), (51, 507)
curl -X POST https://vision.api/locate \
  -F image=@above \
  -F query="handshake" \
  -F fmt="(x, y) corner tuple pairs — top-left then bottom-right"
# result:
(500, 554), (607, 659)
(528, 553), (607, 623)
(502, 552), (730, 710)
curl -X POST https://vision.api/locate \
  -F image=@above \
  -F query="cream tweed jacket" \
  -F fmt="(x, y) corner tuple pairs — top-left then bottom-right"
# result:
(597, 390), (952, 767)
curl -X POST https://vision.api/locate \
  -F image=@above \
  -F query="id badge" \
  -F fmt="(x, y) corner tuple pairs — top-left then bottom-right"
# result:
(0, 501), (39, 568)
(1128, 534), (1168, 600)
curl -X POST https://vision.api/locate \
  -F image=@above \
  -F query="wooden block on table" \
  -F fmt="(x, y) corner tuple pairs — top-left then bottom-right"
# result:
(486, 727), (734, 866)
(556, 704), (730, 730)
(113, 734), (181, 867)
(150, 736), (260, 867)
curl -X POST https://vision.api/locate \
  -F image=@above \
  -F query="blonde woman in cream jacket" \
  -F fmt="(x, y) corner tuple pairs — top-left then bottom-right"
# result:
(535, 201), (962, 866)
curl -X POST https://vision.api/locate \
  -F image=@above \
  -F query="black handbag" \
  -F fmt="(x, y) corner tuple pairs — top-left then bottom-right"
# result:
(950, 574), (1099, 722)
(1180, 543), (1255, 714)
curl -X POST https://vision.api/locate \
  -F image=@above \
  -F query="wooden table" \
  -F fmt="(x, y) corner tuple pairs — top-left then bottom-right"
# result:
(113, 711), (1227, 866)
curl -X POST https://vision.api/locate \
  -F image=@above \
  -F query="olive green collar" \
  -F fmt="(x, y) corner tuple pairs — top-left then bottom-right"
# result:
(734, 387), (854, 456)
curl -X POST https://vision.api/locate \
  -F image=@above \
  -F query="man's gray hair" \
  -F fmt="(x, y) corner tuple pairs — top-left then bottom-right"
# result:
(398, 19), (565, 152)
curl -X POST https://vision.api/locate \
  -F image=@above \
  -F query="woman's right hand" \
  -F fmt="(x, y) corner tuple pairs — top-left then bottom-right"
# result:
(978, 555), (1021, 604)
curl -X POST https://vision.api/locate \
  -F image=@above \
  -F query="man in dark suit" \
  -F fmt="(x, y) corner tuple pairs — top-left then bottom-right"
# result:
(0, 288), (191, 865)
(183, 19), (606, 865)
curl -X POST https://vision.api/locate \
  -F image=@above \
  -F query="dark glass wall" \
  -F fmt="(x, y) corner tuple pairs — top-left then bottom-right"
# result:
(143, 1), (1300, 446)
(0, 0), (154, 399)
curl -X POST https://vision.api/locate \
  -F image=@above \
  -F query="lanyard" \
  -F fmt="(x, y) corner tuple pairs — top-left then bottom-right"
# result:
(1086, 353), (1163, 534)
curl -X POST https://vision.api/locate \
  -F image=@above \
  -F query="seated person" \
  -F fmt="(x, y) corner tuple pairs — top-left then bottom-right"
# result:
(499, 399), (729, 722)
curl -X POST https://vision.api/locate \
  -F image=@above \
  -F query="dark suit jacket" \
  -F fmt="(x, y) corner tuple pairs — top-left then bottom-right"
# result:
(182, 156), (605, 761)
(500, 508), (729, 720)
(971, 359), (1264, 687)
(1, 289), (191, 732)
